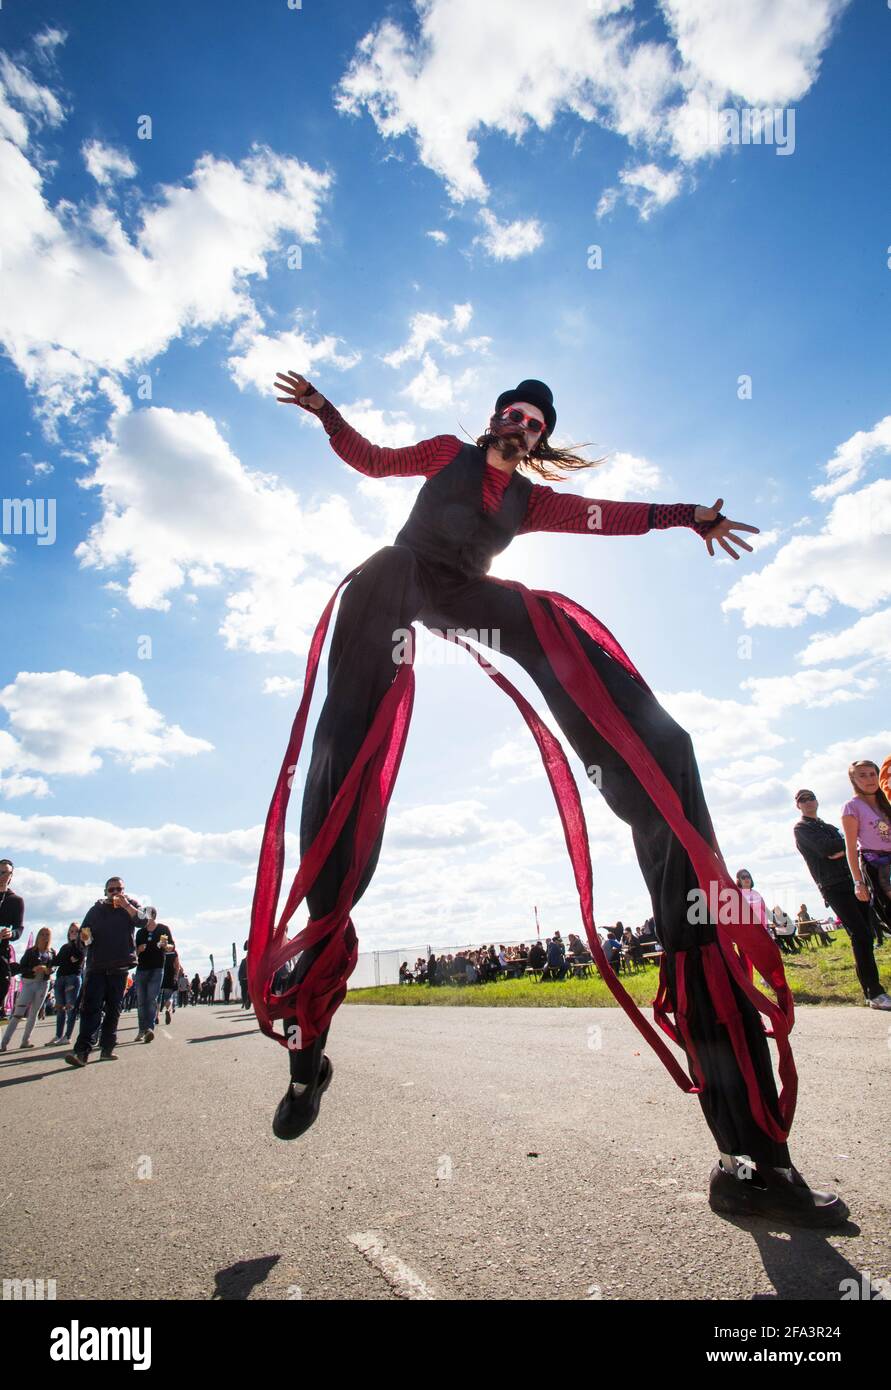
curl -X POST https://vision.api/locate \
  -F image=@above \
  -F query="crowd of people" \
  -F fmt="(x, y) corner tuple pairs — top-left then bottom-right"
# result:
(396, 760), (891, 1009)
(400, 922), (662, 985)
(1, 759), (889, 1060)
(0, 867), (248, 1059)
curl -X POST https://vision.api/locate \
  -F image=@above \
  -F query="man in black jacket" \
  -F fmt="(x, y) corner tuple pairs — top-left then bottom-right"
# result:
(65, 875), (149, 1065)
(792, 789), (890, 1009)
(0, 858), (25, 1019)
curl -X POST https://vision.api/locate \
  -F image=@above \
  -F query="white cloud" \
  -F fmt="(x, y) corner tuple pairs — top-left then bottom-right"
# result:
(227, 317), (360, 395)
(263, 676), (300, 698)
(426, 229), (448, 244)
(798, 607), (891, 669)
(32, 28), (68, 58)
(0, 50), (332, 431)
(0, 670), (212, 776)
(723, 477), (891, 628)
(661, 0), (849, 105)
(579, 449), (663, 501)
(472, 208), (544, 260)
(597, 162), (683, 221)
(73, 403), (391, 654)
(333, 1), (674, 205)
(0, 51), (65, 137)
(330, 398), (419, 447)
(657, 665), (871, 765)
(794, 732), (891, 818)
(333, 0), (846, 215)
(81, 138), (136, 186)
(381, 304), (475, 367)
(400, 353), (476, 412)
(811, 414), (891, 501)
(12, 865), (127, 926)
(0, 809), (287, 865)
(0, 772), (50, 800)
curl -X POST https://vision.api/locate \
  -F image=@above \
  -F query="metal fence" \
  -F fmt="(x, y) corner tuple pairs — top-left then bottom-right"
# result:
(348, 937), (558, 989)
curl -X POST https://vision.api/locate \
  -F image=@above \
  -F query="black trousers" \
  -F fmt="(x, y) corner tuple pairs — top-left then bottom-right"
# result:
(862, 860), (890, 944)
(294, 546), (790, 1163)
(822, 884), (883, 999)
(73, 967), (128, 1056)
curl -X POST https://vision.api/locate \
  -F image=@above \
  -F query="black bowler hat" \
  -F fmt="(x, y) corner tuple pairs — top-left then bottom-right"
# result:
(494, 378), (556, 438)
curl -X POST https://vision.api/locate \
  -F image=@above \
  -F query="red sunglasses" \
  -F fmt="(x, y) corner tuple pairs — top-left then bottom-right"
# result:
(497, 407), (546, 436)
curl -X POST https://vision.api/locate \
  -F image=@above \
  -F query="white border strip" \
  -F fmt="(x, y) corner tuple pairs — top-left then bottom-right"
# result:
(349, 1231), (438, 1301)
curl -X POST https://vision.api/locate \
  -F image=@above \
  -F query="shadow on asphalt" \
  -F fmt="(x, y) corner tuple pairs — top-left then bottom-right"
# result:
(712, 1216), (868, 1299)
(0, 1069), (59, 1088)
(186, 1030), (259, 1044)
(212, 1255), (280, 1300)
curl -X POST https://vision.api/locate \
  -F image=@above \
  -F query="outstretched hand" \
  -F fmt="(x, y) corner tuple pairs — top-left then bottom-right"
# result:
(694, 497), (759, 560)
(274, 371), (325, 410)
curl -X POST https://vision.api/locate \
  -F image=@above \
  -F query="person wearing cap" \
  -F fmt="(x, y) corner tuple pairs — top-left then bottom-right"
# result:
(793, 788), (890, 1009)
(249, 368), (847, 1230)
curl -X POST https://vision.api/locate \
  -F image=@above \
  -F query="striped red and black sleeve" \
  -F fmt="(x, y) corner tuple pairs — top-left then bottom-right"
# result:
(519, 485), (719, 538)
(301, 395), (462, 479)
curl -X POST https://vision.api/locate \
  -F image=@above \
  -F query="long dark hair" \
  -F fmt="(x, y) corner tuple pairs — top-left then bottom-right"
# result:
(465, 413), (608, 483)
(847, 760), (891, 822)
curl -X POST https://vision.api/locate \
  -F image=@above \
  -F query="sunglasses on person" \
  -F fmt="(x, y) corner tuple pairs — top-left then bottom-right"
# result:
(497, 407), (546, 436)
(796, 795), (816, 804)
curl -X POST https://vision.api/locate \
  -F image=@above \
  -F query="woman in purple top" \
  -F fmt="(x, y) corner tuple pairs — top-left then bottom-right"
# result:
(841, 759), (891, 943)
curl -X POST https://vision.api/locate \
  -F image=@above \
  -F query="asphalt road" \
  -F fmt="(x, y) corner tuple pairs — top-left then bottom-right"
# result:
(1, 1001), (888, 1301)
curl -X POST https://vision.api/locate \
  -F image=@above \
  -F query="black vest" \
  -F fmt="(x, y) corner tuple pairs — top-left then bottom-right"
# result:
(394, 443), (533, 583)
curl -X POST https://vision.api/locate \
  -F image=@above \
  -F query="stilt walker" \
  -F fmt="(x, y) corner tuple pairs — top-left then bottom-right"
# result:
(249, 370), (849, 1227)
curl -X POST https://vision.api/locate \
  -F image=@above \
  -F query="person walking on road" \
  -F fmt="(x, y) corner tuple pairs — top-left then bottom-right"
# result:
(1, 927), (54, 1050)
(65, 877), (148, 1066)
(158, 945), (180, 1027)
(238, 943), (250, 1009)
(47, 923), (86, 1046)
(134, 909), (176, 1042)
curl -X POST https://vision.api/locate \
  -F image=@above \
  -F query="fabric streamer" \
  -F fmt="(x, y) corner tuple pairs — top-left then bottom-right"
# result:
(249, 552), (797, 1144)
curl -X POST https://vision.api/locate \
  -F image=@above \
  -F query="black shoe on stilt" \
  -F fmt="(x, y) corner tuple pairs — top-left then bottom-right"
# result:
(272, 1056), (333, 1140)
(708, 1161), (850, 1228)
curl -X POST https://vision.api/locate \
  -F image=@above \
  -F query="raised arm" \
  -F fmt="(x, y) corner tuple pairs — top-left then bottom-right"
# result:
(519, 486), (757, 555)
(274, 370), (461, 480)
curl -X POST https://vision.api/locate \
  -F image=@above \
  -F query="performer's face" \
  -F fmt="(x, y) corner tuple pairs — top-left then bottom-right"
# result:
(489, 400), (547, 459)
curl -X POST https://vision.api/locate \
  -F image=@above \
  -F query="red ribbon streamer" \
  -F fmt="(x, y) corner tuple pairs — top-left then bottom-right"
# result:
(248, 556), (796, 1141)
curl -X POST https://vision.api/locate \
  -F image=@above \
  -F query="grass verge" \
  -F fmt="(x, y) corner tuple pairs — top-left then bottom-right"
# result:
(345, 936), (891, 1009)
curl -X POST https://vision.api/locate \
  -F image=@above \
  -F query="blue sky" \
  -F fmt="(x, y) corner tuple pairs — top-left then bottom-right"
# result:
(1, 0), (889, 975)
